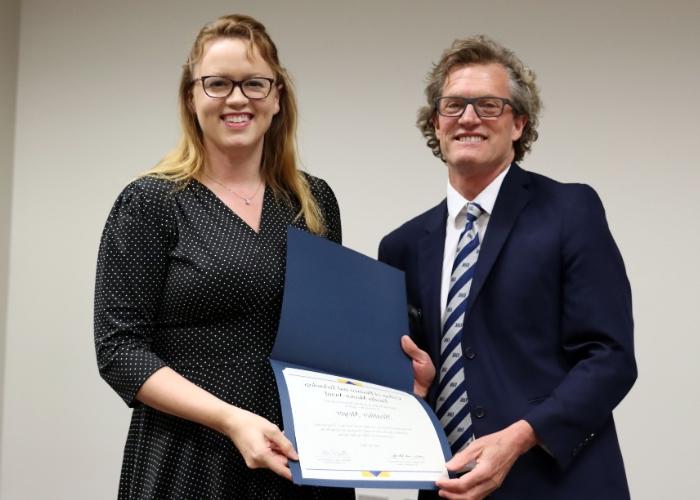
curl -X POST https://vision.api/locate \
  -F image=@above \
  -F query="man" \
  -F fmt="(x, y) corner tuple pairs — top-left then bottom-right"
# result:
(379, 36), (636, 499)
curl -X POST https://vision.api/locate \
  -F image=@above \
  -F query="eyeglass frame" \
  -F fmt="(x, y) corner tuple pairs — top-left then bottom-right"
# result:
(191, 75), (276, 100)
(434, 96), (517, 119)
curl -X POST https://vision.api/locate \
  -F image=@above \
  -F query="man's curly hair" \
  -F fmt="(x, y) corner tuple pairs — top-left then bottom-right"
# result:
(417, 35), (541, 163)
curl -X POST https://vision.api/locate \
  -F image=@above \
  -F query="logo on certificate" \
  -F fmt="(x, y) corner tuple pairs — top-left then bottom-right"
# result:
(362, 470), (391, 478)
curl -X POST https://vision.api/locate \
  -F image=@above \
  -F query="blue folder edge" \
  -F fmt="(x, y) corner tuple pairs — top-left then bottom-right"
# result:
(271, 359), (452, 490)
(272, 227), (413, 393)
(269, 228), (452, 490)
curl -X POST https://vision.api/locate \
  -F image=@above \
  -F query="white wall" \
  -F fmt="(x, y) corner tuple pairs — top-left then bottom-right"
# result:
(0, 0), (20, 482)
(2, 0), (699, 498)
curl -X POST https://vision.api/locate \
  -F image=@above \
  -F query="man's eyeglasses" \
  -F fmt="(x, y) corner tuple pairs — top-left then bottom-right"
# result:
(192, 76), (276, 100)
(435, 96), (515, 119)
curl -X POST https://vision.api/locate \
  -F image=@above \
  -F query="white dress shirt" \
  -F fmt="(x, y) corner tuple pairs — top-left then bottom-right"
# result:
(440, 167), (510, 319)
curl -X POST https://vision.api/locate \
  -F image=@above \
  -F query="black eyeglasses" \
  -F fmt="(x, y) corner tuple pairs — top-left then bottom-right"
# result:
(192, 76), (276, 99)
(435, 96), (515, 119)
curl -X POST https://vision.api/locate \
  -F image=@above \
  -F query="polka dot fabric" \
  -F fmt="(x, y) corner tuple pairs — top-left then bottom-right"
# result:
(94, 175), (353, 499)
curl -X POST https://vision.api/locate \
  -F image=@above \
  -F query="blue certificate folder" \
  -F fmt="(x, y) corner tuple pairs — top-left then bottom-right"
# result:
(270, 227), (451, 489)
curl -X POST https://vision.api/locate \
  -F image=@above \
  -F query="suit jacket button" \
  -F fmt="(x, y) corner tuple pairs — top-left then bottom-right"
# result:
(464, 346), (476, 359)
(474, 406), (486, 419)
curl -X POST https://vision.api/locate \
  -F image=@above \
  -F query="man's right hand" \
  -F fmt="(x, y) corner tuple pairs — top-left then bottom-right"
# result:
(401, 335), (435, 398)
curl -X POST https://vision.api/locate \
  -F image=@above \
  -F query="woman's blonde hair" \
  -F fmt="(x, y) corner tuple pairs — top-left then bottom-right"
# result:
(146, 14), (325, 234)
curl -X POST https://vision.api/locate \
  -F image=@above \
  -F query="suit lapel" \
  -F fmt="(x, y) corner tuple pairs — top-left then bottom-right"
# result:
(418, 201), (447, 360)
(465, 164), (532, 321)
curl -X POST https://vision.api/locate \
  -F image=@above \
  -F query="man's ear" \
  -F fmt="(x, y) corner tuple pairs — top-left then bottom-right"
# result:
(433, 113), (444, 144)
(511, 114), (527, 141)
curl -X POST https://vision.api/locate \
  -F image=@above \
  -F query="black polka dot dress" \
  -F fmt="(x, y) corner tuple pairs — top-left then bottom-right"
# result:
(94, 174), (354, 499)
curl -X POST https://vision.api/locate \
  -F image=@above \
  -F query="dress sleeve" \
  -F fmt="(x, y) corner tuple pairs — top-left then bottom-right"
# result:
(308, 175), (342, 245)
(93, 179), (176, 407)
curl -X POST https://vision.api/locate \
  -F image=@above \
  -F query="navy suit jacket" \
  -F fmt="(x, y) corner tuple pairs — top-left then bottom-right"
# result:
(378, 164), (636, 499)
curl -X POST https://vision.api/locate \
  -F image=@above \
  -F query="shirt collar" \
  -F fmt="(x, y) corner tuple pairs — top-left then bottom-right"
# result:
(446, 165), (510, 222)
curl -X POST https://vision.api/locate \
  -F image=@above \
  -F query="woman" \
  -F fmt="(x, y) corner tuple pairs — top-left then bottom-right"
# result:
(94, 14), (353, 499)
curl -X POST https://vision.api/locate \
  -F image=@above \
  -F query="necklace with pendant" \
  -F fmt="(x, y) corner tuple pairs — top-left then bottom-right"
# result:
(204, 172), (263, 205)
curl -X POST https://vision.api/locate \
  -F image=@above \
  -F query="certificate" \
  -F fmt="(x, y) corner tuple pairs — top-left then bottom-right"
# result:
(282, 367), (448, 484)
(270, 228), (451, 489)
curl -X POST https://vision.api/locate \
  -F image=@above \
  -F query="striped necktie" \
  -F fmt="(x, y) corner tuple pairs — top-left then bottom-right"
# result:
(436, 201), (483, 454)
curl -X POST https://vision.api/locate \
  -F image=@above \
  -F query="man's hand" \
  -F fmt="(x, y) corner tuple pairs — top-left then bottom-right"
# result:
(401, 335), (435, 398)
(435, 420), (537, 499)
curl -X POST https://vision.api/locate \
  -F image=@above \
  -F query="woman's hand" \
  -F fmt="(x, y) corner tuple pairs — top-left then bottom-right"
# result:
(222, 407), (299, 480)
(136, 367), (298, 480)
